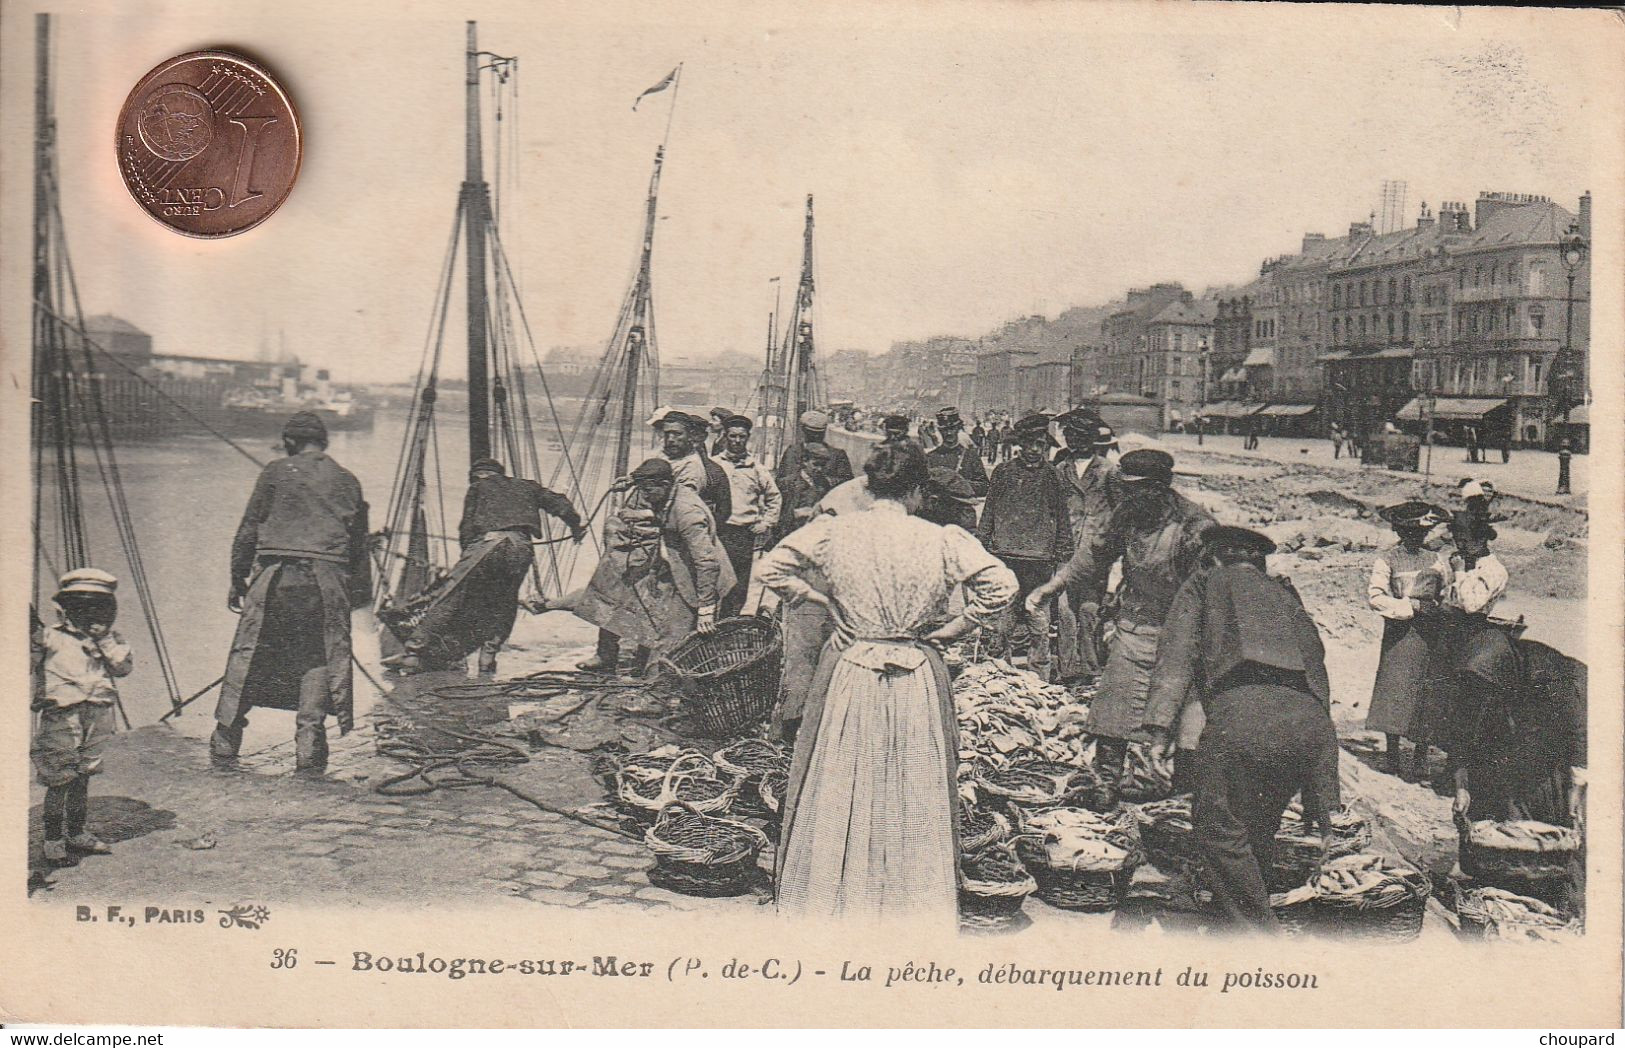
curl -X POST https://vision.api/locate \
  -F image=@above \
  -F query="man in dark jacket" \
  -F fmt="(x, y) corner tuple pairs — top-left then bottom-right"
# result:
(1026, 448), (1213, 804)
(773, 409), (854, 495)
(1142, 525), (1339, 933)
(214, 412), (369, 773)
(921, 466), (979, 532)
(401, 458), (583, 677)
(925, 406), (990, 501)
(1050, 410), (1118, 683)
(673, 412), (733, 527)
(979, 413), (1073, 680)
(880, 414), (913, 446)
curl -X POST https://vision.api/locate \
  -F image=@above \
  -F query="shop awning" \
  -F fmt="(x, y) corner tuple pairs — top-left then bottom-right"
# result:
(1396, 397), (1508, 422)
(1242, 348), (1274, 368)
(1198, 401), (1238, 417)
(1258, 403), (1319, 417)
(1207, 402), (1267, 418)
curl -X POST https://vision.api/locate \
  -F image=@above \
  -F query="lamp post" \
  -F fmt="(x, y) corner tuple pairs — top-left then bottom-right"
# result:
(1555, 225), (1587, 446)
(1196, 335), (1209, 445)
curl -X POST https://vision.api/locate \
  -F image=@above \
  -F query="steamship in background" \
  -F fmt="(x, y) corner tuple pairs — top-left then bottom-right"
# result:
(50, 314), (374, 439)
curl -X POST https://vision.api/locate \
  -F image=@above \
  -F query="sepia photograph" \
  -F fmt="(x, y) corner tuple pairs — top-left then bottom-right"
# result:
(1, 0), (1621, 1030)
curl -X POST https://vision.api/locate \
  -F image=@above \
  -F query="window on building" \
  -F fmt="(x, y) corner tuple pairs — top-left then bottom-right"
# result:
(1507, 261), (1519, 286)
(1529, 266), (1544, 295)
(1387, 278), (1397, 302)
(1470, 313), (1479, 335)
(1332, 318), (1340, 341)
(1359, 316), (1367, 336)
(1533, 362), (1542, 386)
(1402, 313), (1410, 339)
(1402, 276), (1412, 303)
(1386, 314), (1395, 337)
(1332, 286), (1341, 309)
(1474, 265), (1483, 287)
(1489, 311), (1498, 333)
(1360, 281), (1368, 305)
(1505, 304), (1516, 331)
(1455, 313), (1464, 336)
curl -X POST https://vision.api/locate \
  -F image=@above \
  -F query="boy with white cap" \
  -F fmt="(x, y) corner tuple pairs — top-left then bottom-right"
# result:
(31, 568), (133, 864)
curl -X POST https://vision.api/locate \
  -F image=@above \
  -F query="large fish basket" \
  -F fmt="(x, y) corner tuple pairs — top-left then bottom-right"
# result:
(1310, 854), (1432, 943)
(658, 616), (783, 738)
(1464, 820), (1581, 884)
(1268, 807), (1373, 891)
(1269, 885), (1323, 937)
(1012, 808), (1143, 913)
(1134, 796), (1197, 874)
(959, 805), (1012, 855)
(958, 841), (1037, 931)
(1456, 886), (1581, 944)
(713, 738), (790, 818)
(976, 749), (1098, 813)
(644, 802), (768, 897)
(757, 769), (789, 827)
(615, 753), (739, 825)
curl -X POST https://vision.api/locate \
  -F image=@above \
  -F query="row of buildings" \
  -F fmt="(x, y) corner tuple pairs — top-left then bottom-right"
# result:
(839, 189), (1593, 449)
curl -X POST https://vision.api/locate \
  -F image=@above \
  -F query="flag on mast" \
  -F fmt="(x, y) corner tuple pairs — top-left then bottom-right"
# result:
(632, 67), (679, 110)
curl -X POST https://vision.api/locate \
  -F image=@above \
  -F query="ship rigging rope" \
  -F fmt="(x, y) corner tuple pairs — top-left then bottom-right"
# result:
(35, 178), (184, 710)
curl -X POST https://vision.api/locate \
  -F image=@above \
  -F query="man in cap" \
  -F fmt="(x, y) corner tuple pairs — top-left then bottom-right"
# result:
(215, 412), (370, 773)
(1142, 524), (1338, 932)
(707, 406), (733, 457)
(880, 414), (914, 446)
(652, 410), (732, 528)
(978, 413), (1073, 680)
(925, 406), (990, 501)
(920, 466), (979, 532)
(774, 409), (854, 493)
(400, 457), (584, 676)
(1026, 447), (1214, 806)
(1049, 409), (1118, 683)
(713, 415), (782, 618)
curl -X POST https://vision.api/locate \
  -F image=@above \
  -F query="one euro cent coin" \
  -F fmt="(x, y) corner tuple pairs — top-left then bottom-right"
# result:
(116, 50), (301, 238)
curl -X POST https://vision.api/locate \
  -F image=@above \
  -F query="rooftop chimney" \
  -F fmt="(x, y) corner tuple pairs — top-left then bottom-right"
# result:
(1349, 221), (1373, 239)
(1579, 191), (1592, 238)
(1301, 232), (1326, 253)
(1416, 201), (1434, 231)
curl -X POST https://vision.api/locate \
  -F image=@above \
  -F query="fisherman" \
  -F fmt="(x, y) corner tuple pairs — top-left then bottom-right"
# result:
(1050, 409), (1118, 683)
(1364, 500), (1454, 781)
(714, 415), (782, 618)
(978, 413), (1073, 681)
(398, 458), (584, 676)
(214, 411), (370, 773)
(707, 406), (732, 456)
(568, 457), (735, 676)
(880, 414), (913, 446)
(1143, 525), (1339, 933)
(774, 409), (854, 495)
(671, 411), (733, 527)
(920, 466), (979, 532)
(1025, 448), (1214, 807)
(925, 405), (990, 499)
(32, 568), (132, 864)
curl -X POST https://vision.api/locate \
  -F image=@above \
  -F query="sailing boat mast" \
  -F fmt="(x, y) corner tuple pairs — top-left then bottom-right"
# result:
(464, 20), (493, 465)
(778, 194), (820, 458)
(612, 148), (664, 479)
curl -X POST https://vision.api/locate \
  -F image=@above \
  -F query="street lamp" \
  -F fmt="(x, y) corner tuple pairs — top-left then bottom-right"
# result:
(1196, 336), (1210, 445)
(1555, 225), (1588, 444)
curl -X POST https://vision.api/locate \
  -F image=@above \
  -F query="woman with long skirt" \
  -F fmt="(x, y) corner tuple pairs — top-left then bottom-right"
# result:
(1365, 500), (1454, 781)
(756, 442), (1016, 927)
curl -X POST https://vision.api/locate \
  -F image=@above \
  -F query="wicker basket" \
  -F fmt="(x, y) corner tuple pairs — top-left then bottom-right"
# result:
(1456, 886), (1581, 944)
(1119, 741), (1175, 804)
(757, 769), (789, 823)
(959, 806), (1012, 855)
(713, 738), (789, 782)
(1311, 854), (1432, 943)
(616, 746), (712, 785)
(976, 759), (1093, 813)
(1465, 820), (1581, 883)
(1134, 796), (1197, 874)
(1269, 825), (1373, 891)
(1269, 886), (1322, 937)
(616, 753), (739, 823)
(644, 802), (769, 897)
(959, 842), (1037, 930)
(658, 617), (783, 738)
(1012, 809), (1143, 913)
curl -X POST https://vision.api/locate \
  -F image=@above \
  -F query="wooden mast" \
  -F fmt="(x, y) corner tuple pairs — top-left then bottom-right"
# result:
(464, 20), (492, 465)
(780, 194), (818, 457)
(612, 148), (664, 480)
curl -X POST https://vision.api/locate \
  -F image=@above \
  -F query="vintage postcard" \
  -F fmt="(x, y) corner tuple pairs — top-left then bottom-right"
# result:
(1, 0), (1620, 1029)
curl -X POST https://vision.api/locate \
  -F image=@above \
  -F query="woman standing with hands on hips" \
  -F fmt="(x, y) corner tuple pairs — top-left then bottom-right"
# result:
(757, 442), (1017, 927)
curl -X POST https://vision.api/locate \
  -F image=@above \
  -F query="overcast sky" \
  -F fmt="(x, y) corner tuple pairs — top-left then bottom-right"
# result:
(5, 1), (1616, 383)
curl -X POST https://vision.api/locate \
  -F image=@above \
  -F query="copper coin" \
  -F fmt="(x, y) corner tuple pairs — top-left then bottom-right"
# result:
(116, 50), (301, 238)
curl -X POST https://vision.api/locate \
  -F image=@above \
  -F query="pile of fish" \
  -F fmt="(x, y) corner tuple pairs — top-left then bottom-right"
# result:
(1459, 887), (1581, 944)
(954, 659), (1092, 768)
(1310, 853), (1428, 905)
(1020, 808), (1136, 873)
(1468, 820), (1581, 854)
